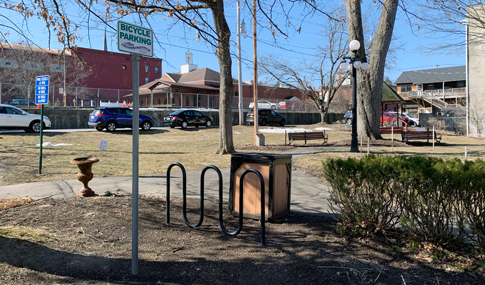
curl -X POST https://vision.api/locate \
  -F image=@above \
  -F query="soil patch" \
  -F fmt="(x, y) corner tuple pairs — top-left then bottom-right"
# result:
(1, 196), (483, 284)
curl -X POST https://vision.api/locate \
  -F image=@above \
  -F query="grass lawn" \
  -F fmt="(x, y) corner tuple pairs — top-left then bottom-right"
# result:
(0, 124), (483, 185)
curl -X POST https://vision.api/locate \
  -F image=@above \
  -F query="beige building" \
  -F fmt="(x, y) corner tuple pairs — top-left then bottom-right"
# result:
(466, 12), (485, 136)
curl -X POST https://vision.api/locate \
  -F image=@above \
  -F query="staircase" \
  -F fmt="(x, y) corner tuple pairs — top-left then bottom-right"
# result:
(406, 91), (448, 110)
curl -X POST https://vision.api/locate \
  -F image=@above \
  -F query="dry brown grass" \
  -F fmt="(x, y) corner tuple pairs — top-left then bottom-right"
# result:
(0, 197), (33, 210)
(1, 124), (484, 186)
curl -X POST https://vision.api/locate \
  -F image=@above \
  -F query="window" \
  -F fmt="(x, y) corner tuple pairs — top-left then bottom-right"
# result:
(185, 96), (190, 106)
(400, 85), (412, 92)
(158, 98), (161, 104)
(145, 65), (149, 73)
(141, 100), (143, 106)
(145, 78), (149, 84)
(155, 67), (159, 74)
(122, 65), (126, 70)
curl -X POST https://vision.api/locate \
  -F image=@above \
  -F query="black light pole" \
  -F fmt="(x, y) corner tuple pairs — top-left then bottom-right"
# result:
(339, 40), (368, 153)
(350, 62), (359, 152)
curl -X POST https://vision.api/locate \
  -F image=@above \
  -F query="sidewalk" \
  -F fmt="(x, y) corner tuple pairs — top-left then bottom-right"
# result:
(0, 148), (333, 216)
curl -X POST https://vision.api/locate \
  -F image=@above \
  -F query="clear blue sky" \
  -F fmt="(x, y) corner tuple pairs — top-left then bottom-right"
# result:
(0, 1), (465, 85)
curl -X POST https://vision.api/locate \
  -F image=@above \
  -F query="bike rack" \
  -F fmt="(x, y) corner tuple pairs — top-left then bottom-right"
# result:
(165, 162), (266, 247)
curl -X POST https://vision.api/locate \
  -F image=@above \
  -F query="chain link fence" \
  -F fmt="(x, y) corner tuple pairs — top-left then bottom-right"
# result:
(0, 82), (319, 111)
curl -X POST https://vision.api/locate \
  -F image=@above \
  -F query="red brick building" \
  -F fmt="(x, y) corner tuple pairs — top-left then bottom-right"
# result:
(75, 47), (162, 90)
(0, 43), (162, 106)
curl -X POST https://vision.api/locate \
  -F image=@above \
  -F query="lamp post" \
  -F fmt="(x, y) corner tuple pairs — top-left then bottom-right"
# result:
(339, 40), (369, 152)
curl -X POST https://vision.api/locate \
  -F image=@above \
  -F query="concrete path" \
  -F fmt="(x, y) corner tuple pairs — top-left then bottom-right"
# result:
(0, 147), (334, 216)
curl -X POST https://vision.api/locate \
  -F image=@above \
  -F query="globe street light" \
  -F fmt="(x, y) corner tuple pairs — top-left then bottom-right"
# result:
(339, 40), (369, 152)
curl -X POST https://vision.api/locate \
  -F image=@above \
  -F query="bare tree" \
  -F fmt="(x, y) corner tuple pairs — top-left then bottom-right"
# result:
(258, 8), (349, 124)
(344, 0), (399, 139)
(3, 0), (235, 154)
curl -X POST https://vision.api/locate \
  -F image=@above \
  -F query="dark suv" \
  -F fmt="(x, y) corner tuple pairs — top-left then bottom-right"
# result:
(88, 107), (154, 132)
(246, 109), (285, 126)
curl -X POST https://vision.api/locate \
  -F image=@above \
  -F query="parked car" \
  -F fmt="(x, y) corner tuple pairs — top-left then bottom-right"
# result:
(344, 110), (352, 124)
(6, 99), (37, 108)
(397, 112), (420, 127)
(0, 104), (51, 132)
(88, 107), (154, 132)
(279, 101), (297, 110)
(163, 109), (213, 129)
(380, 111), (398, 126)
(249, 100), (279, 110)
(246, 109), (286, 126)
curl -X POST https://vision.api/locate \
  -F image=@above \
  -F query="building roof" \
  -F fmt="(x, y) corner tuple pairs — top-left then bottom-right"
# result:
(165, 68), (222, 84)
(395, 66), (465, 85)
(382, 81), (404, 102)
(0, 42), (72, 56)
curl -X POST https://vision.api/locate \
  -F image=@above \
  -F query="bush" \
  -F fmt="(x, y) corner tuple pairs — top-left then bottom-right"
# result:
(323, 155), (485, 250)
(323, 155), (403, 235)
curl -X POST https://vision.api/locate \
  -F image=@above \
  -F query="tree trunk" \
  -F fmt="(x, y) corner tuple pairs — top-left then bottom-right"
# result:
(344, 0), (398, 139)
(210, 1), (235, 154)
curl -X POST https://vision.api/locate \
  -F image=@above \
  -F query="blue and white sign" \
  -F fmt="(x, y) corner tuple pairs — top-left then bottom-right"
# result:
(35, 75), (49, 104)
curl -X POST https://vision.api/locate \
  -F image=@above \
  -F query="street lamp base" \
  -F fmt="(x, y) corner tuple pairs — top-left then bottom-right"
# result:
(350, 134), (359, 152)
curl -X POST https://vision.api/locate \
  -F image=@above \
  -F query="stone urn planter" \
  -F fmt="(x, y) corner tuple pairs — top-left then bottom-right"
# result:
(70, 156), (99, 197)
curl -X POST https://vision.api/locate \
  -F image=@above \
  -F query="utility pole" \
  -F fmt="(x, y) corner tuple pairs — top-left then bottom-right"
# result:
(252, 0), (259, 145)
(237, 1), (245, 125)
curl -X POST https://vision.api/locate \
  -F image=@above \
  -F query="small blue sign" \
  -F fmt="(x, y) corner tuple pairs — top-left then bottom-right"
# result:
(35, 75), (49, 104)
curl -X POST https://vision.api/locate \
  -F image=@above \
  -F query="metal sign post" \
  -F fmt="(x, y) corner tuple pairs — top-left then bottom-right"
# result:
(131, 53), (140, 275)
(35, 75), (49, 174)
(118, 20), (153, 276)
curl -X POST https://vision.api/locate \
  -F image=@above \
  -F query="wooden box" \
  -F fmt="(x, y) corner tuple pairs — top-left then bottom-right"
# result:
(229, 153), (292, 221)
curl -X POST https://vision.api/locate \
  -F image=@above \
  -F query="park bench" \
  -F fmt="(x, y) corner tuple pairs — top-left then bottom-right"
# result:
(401, 130), (442, 144)
(288, 131), (328, 145)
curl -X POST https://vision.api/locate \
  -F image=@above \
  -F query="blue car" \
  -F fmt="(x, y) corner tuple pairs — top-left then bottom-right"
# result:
(88, 107), (154, 132)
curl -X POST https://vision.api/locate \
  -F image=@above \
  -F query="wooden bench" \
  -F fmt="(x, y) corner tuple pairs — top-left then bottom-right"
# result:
(401, 131), (442, 144)
(288, 131), (328, 145)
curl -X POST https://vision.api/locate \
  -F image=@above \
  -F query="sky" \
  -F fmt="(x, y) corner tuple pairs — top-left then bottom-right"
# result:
(0, 1), (465, 85)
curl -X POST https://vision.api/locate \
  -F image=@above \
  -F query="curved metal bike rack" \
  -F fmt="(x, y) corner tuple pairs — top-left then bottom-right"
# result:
(166, 162), (266, 247)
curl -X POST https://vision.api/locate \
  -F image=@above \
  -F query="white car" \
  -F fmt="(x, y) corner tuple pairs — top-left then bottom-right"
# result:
(389, 111), (419, 127)
(249, 100), (279, 110)
(0, 104), (51, 132)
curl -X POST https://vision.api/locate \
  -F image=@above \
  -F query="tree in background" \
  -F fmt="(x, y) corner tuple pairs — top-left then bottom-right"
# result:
(344, 0), (399, 139)
(3, 0), (235, 154)
(258, 5), (349, 124)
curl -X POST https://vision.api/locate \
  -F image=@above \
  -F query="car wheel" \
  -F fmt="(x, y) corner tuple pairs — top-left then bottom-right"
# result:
(181, 121), (188, 129)
(29, 121), (42, 133)
(206, 120), (212, 127)
(106, 122), (117, 132)
(346, 118), (352, 125)
(95, 127), (104, 132)
(170, 125), (175, 129)
(280, 119), (285, 127)
(271, 105), (276, 110)
(141, 121), (152, 131)
(195, 125), (199, 128)
(261, 119), (267, 126)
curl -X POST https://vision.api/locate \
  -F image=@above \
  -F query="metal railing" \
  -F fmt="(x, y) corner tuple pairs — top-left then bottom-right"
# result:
(1, 81), (319, 112)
